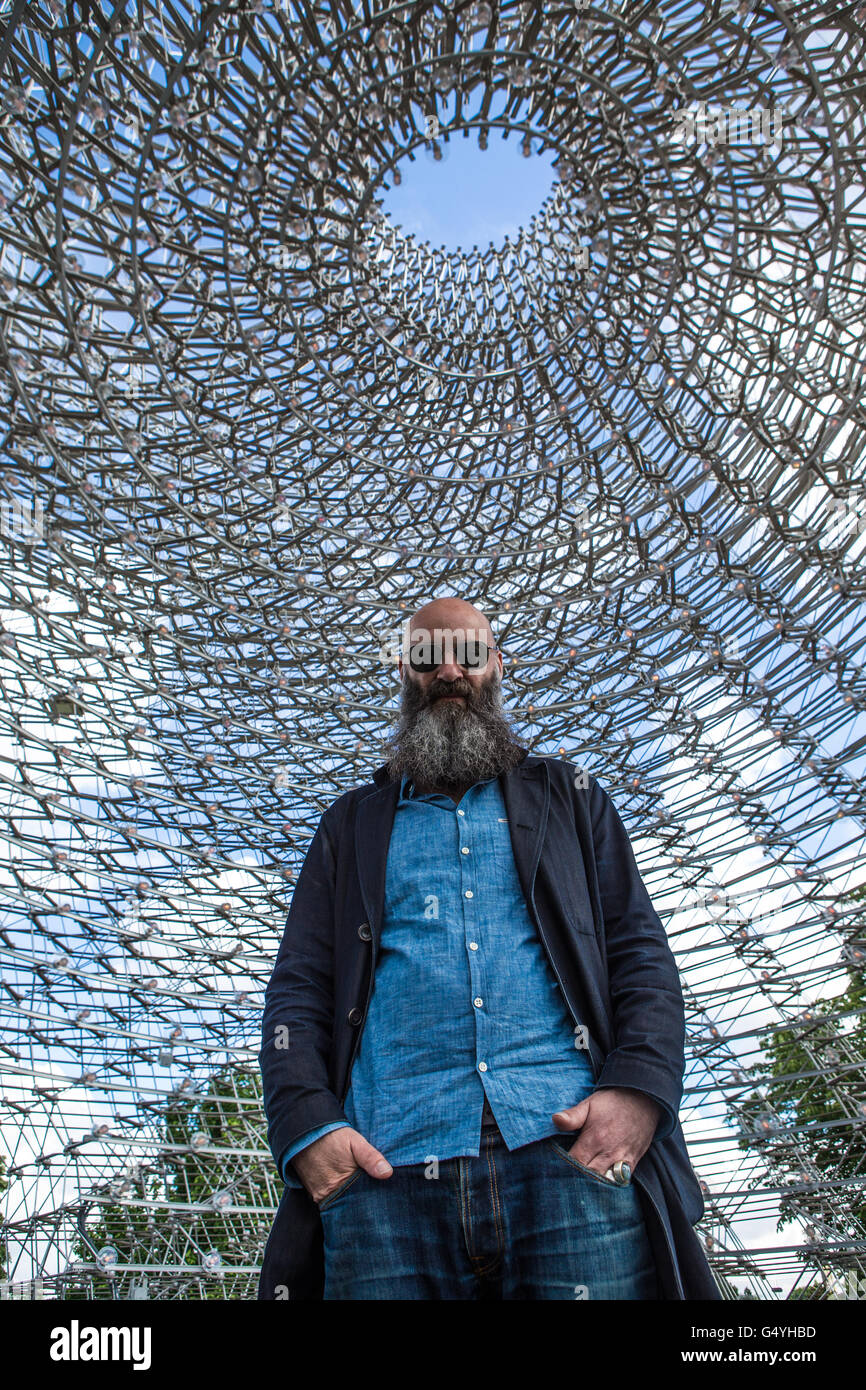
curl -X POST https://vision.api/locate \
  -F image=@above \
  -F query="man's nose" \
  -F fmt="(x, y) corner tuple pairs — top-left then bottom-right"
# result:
(435, 660), (465, 681)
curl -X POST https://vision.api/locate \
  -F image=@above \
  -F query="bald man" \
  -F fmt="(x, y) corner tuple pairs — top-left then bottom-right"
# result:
(259, 597), (719, 1301)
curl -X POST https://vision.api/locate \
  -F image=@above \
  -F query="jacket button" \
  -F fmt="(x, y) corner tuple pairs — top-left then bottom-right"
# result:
(357, 922), (372, 941)
(347, 1007), (363, 1025)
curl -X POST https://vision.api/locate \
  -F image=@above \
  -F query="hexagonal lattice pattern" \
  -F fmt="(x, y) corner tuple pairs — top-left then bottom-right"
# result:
(1, 0), (866, 1299)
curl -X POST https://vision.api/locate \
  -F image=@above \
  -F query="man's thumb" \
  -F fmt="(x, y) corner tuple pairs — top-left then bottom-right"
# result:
(552, 1098), (589, 1130)
(353, 1138), (393, 1178)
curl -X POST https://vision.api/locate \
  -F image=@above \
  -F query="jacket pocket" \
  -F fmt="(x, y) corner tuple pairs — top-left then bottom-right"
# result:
(564, 910), (599, 938)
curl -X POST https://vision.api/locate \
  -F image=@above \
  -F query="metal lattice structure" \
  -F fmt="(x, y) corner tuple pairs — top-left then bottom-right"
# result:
(1, 0), (866, 1299)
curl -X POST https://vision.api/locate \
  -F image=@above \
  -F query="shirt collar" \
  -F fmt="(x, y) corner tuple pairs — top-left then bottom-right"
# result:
(399, 772), (499, 802)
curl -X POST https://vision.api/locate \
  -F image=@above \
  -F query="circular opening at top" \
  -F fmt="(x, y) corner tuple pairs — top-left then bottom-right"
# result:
(379, 126), (559, 253)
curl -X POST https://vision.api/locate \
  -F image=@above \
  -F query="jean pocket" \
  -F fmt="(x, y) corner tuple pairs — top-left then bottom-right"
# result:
(316, 1166), (365, 1212)
(547, 1138), (631, 1188)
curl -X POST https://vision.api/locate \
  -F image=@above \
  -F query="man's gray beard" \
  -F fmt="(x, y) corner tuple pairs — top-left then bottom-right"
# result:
(384, 669), (527, 788)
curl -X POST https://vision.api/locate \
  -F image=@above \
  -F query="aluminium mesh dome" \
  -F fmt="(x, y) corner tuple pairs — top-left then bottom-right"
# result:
(1, 0), (865, 1298)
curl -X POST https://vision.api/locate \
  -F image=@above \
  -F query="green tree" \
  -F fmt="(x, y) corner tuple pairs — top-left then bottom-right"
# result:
(0, 1151), (8, 1281)
(66, 1065), (275, 1300)
(737, 892), (866, 1296)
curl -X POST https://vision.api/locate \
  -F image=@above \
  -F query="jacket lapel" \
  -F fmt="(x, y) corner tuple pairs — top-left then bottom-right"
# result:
(354, 776), (400, 949)
(499, 756), (550, 911)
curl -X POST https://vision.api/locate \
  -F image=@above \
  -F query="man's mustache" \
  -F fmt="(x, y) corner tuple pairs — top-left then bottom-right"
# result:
(424, 678), (477, 704)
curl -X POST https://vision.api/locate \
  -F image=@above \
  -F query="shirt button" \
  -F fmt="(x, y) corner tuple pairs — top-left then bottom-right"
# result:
(465, 890), (473, 899)
(461, 846), (470, 855)
(478, 1062), (488, 1073)
(457, 809), (465, 816)
(469, 941), (479, 951)
(473, 997), (483, 1008)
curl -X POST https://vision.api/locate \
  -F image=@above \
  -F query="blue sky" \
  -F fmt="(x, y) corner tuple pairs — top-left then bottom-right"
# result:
(380, 129), (558, 251)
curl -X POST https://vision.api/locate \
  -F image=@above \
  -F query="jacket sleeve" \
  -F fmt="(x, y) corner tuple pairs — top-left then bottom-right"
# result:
(259, 809), (349, 1174)
(588, 776), (685, 1140)
(280, 1121), (352, 1188)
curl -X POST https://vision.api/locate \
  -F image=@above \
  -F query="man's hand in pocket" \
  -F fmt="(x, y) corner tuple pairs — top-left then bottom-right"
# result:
(291, 1127), (393, 1205)
(552, 1088), (661, 1177)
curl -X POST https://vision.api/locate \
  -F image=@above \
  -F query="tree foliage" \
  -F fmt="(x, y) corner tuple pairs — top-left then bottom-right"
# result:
(65, 1065), (274, 1300)
(737, 889), (866, 1295)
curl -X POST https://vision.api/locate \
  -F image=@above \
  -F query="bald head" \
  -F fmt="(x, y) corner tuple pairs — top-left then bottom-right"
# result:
(406, 596), (495, 649)
(386, 594), (524, 789)
(398, 596), (499, 685)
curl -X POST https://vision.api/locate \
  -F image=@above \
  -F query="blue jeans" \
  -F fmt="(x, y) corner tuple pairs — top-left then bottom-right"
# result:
(318, 1128), (660, 1300)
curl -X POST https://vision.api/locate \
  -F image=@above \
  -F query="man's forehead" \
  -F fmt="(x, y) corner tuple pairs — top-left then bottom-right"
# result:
(407, 607), (491, 635)
(407, 620), (490, 634)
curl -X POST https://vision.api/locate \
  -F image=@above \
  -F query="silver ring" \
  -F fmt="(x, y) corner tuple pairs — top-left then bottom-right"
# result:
(611, 1160), (632, 1186)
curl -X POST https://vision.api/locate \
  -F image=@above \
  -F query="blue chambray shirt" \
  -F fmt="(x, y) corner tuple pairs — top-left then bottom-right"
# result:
(281, 773), (595, 1185)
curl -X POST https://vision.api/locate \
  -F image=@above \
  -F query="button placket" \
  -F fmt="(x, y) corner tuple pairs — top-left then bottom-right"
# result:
(460, 804), (488, 1083)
